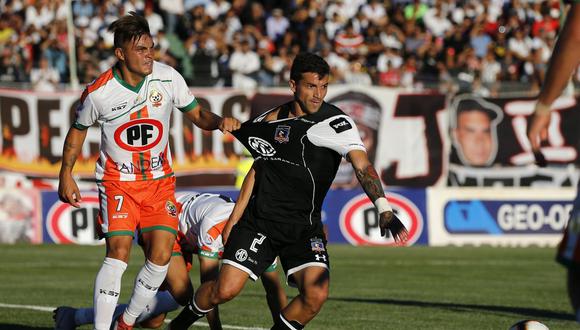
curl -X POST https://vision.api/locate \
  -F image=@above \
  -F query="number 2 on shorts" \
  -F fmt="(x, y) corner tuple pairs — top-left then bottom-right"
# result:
(250, 233), (266, 252)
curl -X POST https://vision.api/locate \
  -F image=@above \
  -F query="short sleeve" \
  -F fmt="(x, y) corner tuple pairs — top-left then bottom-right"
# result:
(73, 88), (99, 130)
(172, 67), (198, 112)
(306, 115), (366, 158)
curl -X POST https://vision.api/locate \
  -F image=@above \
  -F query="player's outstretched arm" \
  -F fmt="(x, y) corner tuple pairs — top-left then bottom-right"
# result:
(58, 127), (87, 208)
(223, 167), (256, 243)
(528, 3), (580, 151)
(348, 150), (409, 243)
(184, 104), (241, 133)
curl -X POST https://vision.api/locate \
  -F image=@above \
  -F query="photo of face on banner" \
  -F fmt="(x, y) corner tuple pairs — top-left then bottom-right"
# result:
(328, 91), (382, 188)
(450, 96), (503, 167)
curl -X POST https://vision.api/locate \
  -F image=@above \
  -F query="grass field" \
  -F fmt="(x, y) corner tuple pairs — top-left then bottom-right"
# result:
(0, 244), (576, 330)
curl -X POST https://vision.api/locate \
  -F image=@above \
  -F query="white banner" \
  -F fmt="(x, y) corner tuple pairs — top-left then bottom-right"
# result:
(427, 187), (576, 247)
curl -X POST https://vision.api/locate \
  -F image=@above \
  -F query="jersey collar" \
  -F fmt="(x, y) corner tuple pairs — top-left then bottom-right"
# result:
(113, 66), (147, 93)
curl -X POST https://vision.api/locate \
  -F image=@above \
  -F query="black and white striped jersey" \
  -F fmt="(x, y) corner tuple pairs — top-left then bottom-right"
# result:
(233, 101), (366, 225)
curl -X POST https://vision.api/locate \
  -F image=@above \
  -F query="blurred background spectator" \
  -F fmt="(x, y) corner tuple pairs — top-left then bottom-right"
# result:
(0, 0), (575, 94)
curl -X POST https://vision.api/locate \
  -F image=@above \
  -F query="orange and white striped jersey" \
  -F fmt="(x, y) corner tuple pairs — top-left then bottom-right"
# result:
(176, 192), (235, 258)
(74, 61), (198, 181)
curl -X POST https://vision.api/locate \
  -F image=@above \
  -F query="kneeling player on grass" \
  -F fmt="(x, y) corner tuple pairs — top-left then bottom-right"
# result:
(54, 192), (287, 329)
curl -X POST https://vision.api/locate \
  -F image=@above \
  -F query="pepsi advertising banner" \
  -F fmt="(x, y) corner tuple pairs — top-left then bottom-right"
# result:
(40, 188), (428, 246)
(324, 188), (428, 246)
(428, 188), (575, 247)
(42, 191), (103, 245)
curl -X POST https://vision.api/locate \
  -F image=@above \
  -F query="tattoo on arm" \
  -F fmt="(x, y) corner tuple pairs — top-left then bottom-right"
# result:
(62, 142), (79, 169)
(355, 165), (385, 202)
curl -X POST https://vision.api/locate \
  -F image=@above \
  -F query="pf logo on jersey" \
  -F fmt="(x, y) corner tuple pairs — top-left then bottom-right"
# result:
(339, 192), (423, 246)
(114, 118), (163, 152)
(248, 137), (276, 156)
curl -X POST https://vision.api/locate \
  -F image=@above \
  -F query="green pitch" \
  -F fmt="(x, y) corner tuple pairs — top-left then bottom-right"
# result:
(0, 244), (575, 330)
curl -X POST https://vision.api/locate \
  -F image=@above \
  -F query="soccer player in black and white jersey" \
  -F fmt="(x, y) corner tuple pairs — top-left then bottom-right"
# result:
(168, 53), (408, 330)
(527, 1), (580, 322)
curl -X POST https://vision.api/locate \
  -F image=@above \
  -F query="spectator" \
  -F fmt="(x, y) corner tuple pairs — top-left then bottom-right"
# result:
(344, 59), (372, 86)
(205, 0), (231, 21)
(480, 50), (501, 87)
(377, 41), (403, 73)
(423, 2), (452, 38)
(470, 23), (492, 58)
(229, 39), (260, 89)
(30, 57), (59, 92)
(362, 0), (387, 27)
(191, 32), (218, 87)
(266, 8), (289, 43)
(144, 5), (164, 37)
(25, 0), (53, 29)
(334, 22), (364, 56)
(508, 28), (533, 62)
(404, 0), (428, 23)
(159, 0), (184, 34)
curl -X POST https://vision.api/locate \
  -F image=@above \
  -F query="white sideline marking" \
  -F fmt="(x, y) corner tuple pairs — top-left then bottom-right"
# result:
(0, 303), (268, 330)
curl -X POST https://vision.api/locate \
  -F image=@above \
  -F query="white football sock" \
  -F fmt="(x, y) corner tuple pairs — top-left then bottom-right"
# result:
(93, 257), (127, 330)
(122, 259), (169, 325)
(135, 290), (180, 323)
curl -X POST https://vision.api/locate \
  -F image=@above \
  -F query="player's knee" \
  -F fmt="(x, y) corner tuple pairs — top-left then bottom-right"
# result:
(212, 284), (239, 304)
(302, 287), (328, 313)
(147, 249), (172, 266)
(106, 246), (131, 261)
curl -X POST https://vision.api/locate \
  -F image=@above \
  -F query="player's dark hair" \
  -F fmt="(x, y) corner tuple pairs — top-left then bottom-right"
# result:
(290, 53), (330, 82)
(108, 11), (151, 49)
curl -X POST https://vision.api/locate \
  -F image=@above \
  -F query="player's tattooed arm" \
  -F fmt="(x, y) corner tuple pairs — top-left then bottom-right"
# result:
(60, 128), (87, 171)
(349, 150), (408, 242)
(354, 164), (385, 201)
(58, 127), (88, 207)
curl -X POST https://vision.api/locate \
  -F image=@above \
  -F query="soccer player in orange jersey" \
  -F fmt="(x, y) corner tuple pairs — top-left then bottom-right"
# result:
(57, 12), (239, 330)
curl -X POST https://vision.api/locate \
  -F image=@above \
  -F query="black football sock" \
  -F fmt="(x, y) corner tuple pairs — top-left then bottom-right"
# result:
(168, 297), (211, 330)
(271, 313), (304, 330)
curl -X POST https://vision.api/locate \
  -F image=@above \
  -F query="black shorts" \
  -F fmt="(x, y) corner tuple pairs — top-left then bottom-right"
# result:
(222, 216), (329, 287)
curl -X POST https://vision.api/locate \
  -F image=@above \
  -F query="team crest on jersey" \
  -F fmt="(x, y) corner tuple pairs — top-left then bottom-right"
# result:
(165, 200), (177, 217)
(274, 125), (290, 143)
(310, 238), (325, 252)
(149, 89), (163, 107)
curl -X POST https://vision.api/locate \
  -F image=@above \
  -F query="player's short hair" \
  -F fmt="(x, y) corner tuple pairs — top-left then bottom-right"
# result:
(290, 53), (330, 82)
(108, 11), (151, 49)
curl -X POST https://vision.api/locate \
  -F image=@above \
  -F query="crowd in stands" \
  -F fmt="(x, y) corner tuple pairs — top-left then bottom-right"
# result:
(0, 0), (574, 95)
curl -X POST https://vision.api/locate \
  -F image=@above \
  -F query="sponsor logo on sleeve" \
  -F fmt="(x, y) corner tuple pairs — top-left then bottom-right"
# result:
(329, 117), (352, 133)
